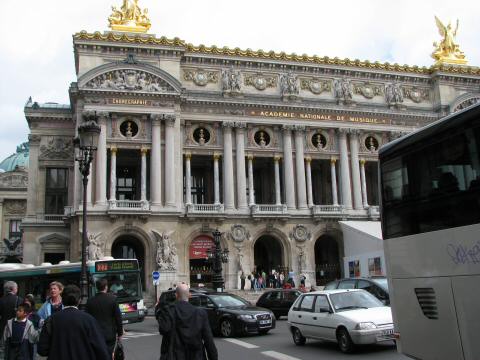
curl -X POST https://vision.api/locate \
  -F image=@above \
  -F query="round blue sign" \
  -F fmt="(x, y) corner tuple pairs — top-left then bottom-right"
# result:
(152, 271), (160, 280)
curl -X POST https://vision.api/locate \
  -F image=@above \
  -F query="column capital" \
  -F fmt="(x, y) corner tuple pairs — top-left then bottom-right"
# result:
(28, 134), (41, 145)
(222, 121), (235, 129)
(213, 153), (222, 160)
(348, 128), (361, 136)
(165, 116), (176, 127)
(330, 157), (337, 164)
(294, 125), (306, 133)
(247, 154), (254, 161)
(359, 158), (366, 165)
(151, 114), (163, 123)
(97, 111), (110, 120)
(110, 146), (118, 154)
(338, 128), (349, 135)
(282, 124), (294, 132)
(184, 152), (192, 160)
(305, 156), (312, 163)
(234, 122), (247, 129)
(273, 154), (282, 162)
(141, 147), (149, 155)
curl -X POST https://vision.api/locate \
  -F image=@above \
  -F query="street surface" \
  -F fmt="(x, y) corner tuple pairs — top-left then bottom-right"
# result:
(123, 317), (409, 360)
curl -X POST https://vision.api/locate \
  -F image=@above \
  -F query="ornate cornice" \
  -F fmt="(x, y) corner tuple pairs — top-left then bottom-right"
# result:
(74, 32), (480, 76)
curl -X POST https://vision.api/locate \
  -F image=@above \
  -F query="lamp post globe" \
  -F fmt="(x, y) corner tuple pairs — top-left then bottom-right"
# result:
(75, 114), (101, 308)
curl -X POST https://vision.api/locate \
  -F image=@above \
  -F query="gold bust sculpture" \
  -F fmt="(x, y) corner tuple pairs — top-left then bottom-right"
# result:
(108, 0), (151, 33)
(432, 16), (467, 65)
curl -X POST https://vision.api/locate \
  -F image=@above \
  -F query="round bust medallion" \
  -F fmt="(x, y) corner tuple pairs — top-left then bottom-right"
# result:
(309, 81), (323, 94)
(193, 127), (210, 145)
(120, 120), (139, 138)
(312, 132), (327, 150)
(254, 130), (270, 147)
(365, 136), (379, 151)
(254, 77), (267, 90)
(193, 72), (209, 86)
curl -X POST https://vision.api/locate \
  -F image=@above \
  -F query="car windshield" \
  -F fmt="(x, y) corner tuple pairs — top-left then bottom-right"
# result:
(92, 273), (140, 299)
(371, 278), (389, 291)
(209, 294), (250, 308)
(330, 291), (383, 311)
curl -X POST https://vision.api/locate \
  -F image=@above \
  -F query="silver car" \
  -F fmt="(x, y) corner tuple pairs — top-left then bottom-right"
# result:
(287, 289), (394, 353)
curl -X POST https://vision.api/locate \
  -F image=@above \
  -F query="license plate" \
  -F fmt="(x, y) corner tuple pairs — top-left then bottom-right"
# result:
(259, 320), (271, 325)
(382, 329), (394, 336)
(122, 320), (129, 324)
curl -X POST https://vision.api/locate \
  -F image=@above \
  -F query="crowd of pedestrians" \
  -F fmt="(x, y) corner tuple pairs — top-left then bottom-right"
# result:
(0, 280), (123, 360)
(240, 269), (296, 291)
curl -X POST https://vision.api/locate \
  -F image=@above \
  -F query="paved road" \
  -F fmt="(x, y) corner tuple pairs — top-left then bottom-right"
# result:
(123, 317), (409, 360)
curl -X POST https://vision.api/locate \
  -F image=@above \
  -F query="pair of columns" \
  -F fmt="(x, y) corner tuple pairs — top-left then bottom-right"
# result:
(92, 113), (176, 207)
(184, 153), (221, 205)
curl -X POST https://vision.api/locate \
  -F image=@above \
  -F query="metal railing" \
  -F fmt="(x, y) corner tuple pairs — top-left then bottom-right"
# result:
(44, 214), (64, 221)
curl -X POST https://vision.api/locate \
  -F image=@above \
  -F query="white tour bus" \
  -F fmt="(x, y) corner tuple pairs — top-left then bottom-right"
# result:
(379, 102), (480, 360)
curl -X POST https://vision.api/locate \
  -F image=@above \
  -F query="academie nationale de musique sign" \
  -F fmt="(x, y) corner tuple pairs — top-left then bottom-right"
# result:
(248, 110), (390, 124)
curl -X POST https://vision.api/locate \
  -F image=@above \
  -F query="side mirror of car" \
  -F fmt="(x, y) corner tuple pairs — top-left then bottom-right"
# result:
(320, 307), (333, 314)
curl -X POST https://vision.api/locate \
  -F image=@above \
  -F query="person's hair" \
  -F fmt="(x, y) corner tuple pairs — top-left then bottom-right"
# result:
(3, 281), (17, 294)
(62, 285), (81, 306)
(96, 278), (108, 292)
(17, 303), (31, 313)
(176, 283), (190, 301)
(24, 296), (35, 309)
(49, 281), (64, 292)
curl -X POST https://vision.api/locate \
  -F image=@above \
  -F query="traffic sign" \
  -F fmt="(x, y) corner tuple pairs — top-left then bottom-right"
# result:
(152, 271), (160, 286)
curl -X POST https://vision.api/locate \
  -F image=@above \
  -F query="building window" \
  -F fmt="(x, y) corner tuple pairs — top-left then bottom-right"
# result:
(9, 220), (22, 241)
(348, 260), (360, 277)
(44, 253), (65, 265)
(45, 168), (68, 214)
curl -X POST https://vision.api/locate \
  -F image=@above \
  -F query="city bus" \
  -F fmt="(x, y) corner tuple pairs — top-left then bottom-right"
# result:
(0, 257), (146, 324)
(379, 102), (480, 360)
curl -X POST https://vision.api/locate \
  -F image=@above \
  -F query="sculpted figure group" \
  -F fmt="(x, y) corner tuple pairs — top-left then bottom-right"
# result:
(87, 70), (167, 92)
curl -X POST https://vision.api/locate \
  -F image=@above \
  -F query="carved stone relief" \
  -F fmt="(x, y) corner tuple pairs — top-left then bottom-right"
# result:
(4, 200), (27, 215)
(454, 97), (480, 112)
(385, 83), (404, 107)
(402, 86), (430, 103)
(183, 69), (218, 86)
(85, 70), (175, 93)
(87, 232), (104, 261)
(289, 224), (311, 243)
(40, 137), (73, 160)
(353, 82), (383, 99)
(229, 225), (250, 243)
(152, 230), (178, 271)
(280, 72), (300, 99)
(300, 78), (331, 95)
(333, 78), (354, 104)
(222, 67), (242, 95)
(0, 173), (28, 189)
(244, 73), (277, 90)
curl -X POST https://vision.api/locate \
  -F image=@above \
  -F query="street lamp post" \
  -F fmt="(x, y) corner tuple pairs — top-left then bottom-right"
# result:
(74, 115), (100, 308)
(207, 229), (229, 292)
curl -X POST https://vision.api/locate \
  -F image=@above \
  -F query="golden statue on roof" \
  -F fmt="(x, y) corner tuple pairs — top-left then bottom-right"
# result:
(108, 0), (151, 33)
(432, 16), (467, 65)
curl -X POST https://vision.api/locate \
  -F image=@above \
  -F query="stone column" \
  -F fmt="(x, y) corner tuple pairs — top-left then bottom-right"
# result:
(165, 116), (176, 207)
(222, 122), (235, 210)
(294, 127), (307, 209)
(213, 153), (221, 205)
(338, 129), (352, 209)
(274, 155), (282, 205)
(235, 123), (247, 209)
(282, 126), (296, 209)
(109, 147), (117, 202)
(95, 112), (108, 206)
(140, 148), (148, 201)
(305, 157), (313, 207)
(330, 157), (339, 206)
(26, 134), (41, 216)
(247, 154), (255, 206)
(150, 115), (162, 206)
(185, 153), (192, 205)
(349, 129), (363, 210)
(360, 159), (369, 208)
(0, 200), (3, 239)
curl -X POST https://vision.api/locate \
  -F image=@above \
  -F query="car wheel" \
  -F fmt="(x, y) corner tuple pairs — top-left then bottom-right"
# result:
(220, 319), (234, 337)
(292, 327), (306, 346)
(337, 328), (355, 353)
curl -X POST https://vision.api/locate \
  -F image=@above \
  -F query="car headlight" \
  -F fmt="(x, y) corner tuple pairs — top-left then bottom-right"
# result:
(355, 322), (377, 330)
(237, 314), (255, 320)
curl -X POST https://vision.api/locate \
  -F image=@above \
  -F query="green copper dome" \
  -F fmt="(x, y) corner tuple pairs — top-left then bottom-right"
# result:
(0, 142), (29, 172)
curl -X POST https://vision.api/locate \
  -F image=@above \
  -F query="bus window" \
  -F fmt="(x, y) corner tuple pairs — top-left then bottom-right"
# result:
(92, 273), (140, 299)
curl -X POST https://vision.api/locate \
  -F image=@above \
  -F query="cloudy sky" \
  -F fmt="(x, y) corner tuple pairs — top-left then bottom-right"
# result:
(0, 0), (479, 162)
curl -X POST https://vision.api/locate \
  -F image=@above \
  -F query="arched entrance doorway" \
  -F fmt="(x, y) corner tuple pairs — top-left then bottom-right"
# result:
(314, 235), (341, 286)
(112, 236), (145, 288)
(189, 235), (215, 287)
(254, 235), (284, 275)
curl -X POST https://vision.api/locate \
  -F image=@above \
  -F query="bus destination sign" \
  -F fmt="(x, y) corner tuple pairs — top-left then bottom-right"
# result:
(95, 260), (138, 272)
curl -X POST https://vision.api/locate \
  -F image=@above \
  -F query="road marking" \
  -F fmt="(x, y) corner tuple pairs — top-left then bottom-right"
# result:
(223, 338), (259, 349)
(261, 351), (302, 360)
(122, 331), (158, 340)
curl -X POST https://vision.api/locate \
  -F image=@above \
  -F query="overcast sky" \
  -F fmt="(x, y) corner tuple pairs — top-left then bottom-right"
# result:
(0, 0), (479, 162)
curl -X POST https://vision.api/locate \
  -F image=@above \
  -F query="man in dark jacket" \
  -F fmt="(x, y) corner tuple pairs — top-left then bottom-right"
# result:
(157, 283), (218, 360)
(0, 281), (22, 357)
(86, 278), (123, 355)
(37, 284), (110, 360)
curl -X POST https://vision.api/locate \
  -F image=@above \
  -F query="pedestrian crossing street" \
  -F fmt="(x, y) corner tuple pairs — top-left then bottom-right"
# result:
(122, 331), (159, 340)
